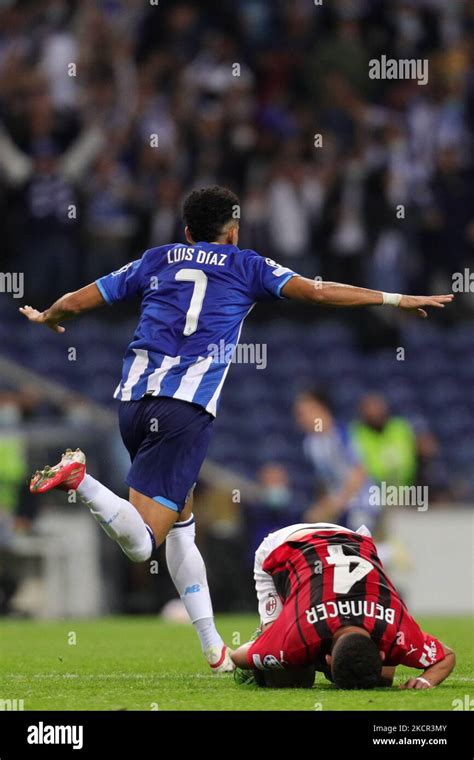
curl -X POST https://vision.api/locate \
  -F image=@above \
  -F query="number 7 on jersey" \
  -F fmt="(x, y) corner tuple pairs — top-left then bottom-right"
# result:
(175, 269), (209, 336)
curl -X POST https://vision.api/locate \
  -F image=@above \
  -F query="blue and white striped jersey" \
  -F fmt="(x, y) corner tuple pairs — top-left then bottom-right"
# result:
(96, 242), (296, 416)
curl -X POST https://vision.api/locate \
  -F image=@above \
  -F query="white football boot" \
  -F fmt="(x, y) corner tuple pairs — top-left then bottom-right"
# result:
(204, 644), (235, 673)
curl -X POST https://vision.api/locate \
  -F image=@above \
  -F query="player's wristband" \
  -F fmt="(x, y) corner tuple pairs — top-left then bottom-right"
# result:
(415, 677), (431, 687)
(382, 292), (402, 307)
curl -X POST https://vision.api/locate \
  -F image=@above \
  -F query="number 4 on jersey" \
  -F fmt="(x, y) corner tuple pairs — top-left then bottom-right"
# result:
(326, 544), (373, 593)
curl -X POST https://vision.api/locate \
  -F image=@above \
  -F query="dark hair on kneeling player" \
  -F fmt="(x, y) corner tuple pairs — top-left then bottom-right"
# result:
(183, 186), (241, 243)
(331, 633), (382, 690)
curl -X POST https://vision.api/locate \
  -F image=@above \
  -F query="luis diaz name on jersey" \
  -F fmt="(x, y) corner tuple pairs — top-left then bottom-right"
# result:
(167, 247), (228, 266)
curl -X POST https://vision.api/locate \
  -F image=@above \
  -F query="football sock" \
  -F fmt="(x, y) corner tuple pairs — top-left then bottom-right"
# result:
(193, 618), (224, 653)
(166, 515), (224, 652)
(77, 474), (153, 562)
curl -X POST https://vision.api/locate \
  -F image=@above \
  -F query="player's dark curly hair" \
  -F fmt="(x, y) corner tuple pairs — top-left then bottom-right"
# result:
(331, 633), (382, 690)
(183, 186), (241, 243)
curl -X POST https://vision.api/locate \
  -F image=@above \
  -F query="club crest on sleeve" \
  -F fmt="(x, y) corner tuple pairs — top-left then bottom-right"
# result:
(265, 594), (278, 617)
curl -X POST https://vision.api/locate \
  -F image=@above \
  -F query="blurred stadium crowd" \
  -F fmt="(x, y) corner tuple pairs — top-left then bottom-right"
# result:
(0, 0), (473, 615)
(0, 0), (473, 299)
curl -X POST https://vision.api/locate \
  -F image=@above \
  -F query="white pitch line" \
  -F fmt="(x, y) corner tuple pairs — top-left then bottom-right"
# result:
(4, 673), (216, 680)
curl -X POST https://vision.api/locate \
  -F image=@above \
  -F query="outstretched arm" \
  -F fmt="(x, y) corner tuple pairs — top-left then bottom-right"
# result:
(400, 644), (456, 689)
(281, 276), (453, 319)
(20, 283), (106, 334)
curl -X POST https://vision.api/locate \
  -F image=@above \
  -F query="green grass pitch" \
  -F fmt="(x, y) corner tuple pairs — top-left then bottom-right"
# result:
(1, 615), (472, 711)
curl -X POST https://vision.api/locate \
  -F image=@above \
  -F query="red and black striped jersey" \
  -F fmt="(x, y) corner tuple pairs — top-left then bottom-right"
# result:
(248, 529), (445, 671)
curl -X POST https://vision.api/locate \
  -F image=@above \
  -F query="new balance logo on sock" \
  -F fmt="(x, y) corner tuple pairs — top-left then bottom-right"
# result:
(184, 584), (201, 595)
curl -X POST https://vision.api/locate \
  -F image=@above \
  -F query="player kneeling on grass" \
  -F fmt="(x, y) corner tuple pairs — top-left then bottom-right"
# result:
(232, 523), (455, 690)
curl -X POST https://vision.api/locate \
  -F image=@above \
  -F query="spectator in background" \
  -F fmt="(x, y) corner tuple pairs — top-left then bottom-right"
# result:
(294, 388), (379, 533)
(0, 80), (105, 300)
(267, 157), (323, 276)
(0, 392), (27, 517)
(415, 428), (452, 504)
(420, 145), (474, 292)
(0, 392), (27, 614)
(149, 176), (184, 248)
(85, 152), (138, 282)
(352, 393), (418, 488)
(244, 463), (299, 555)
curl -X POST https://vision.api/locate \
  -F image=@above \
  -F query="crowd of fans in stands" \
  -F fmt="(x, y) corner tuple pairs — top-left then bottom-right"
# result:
(0, 0), (473, 308)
